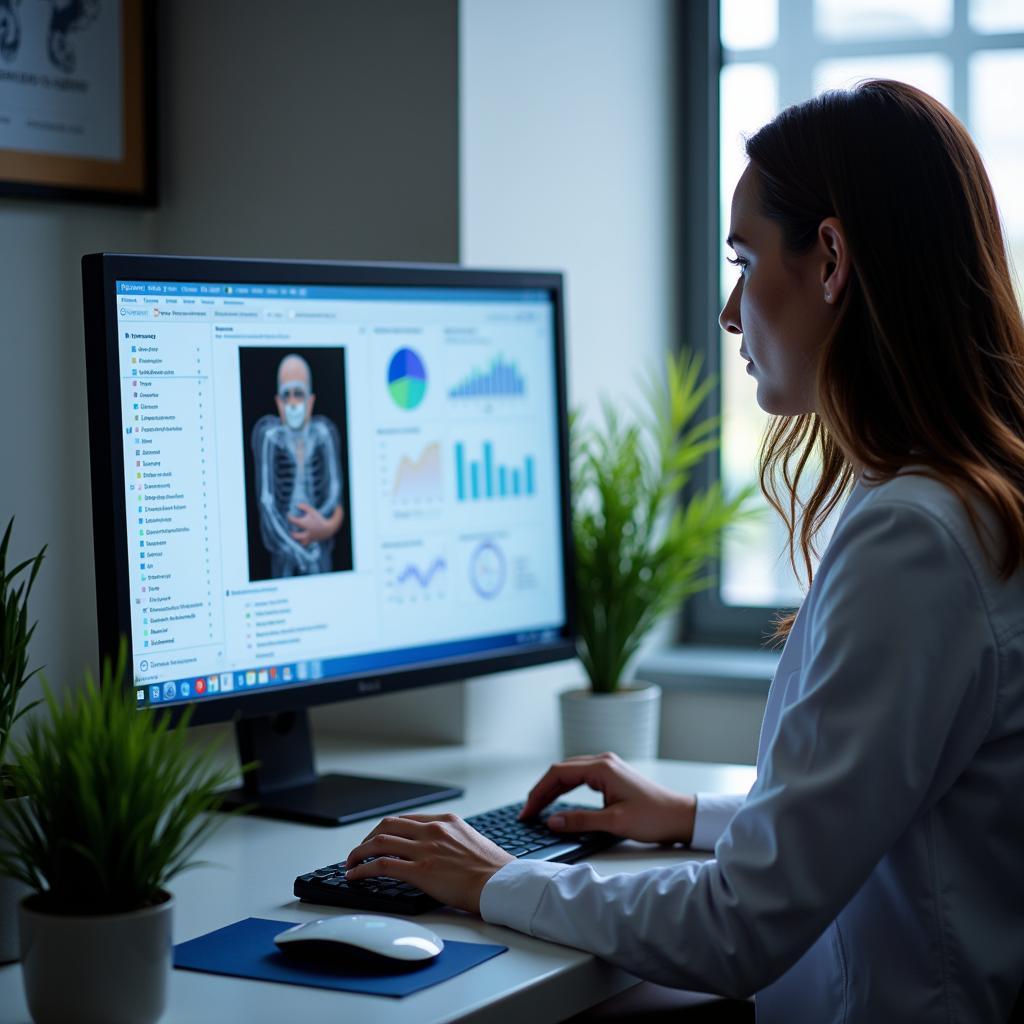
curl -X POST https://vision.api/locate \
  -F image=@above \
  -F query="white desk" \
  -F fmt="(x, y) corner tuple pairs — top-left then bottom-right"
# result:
(0, 741), (755, 1024)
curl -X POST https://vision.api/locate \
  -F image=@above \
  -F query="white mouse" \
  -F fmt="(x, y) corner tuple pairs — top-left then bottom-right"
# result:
(274, 914), (444, 970)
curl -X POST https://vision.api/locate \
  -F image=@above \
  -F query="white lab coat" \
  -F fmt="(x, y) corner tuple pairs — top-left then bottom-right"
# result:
(480, 471), (1024, 1022)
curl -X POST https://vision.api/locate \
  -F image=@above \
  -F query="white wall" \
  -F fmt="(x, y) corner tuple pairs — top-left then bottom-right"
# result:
(458, 0), (678, 754)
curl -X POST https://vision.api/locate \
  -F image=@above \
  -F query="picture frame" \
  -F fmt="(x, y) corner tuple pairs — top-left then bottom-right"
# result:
(0, 0), (156, 206)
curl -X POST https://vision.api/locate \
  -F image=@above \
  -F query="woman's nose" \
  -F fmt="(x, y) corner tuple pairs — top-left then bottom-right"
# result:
(719, 278), (742, 335)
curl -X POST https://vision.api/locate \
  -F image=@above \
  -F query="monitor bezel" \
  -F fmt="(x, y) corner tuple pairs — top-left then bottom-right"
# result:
(83, 252), (577, 727)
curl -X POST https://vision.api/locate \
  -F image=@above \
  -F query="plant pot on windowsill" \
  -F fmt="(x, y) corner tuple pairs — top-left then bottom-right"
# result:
(18, 892), (174, 1024)
(560, 682), (662, 759)
(565, 351), (757, 761)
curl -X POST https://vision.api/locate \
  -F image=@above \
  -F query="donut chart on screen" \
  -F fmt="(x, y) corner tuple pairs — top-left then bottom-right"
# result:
(470, 540), (506, 599)
(387, 348), (428, 410)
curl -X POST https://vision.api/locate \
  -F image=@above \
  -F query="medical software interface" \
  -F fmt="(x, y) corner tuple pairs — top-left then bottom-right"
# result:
(115, 279), (567, 708)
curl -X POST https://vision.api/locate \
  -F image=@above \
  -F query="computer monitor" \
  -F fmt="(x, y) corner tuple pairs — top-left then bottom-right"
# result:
(82, 254), (575, 825)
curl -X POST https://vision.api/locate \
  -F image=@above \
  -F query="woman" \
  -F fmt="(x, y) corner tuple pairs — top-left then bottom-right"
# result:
(345, 81), (1024, 1023)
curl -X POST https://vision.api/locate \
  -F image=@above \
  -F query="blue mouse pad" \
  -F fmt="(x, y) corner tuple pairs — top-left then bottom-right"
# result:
(173, 917), (507, 998)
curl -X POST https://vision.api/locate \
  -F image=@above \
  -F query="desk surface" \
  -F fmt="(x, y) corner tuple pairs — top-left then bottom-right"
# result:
(0, 740), (755, 1024)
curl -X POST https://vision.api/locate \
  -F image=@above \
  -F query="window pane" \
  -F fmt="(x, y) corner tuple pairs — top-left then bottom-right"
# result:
(970, 50), (1024, 301)
(970, 0), (1024, 34)
(815, 0), (953, 40)
(721, 0), (778, 51)
(813, 53), (953, 107)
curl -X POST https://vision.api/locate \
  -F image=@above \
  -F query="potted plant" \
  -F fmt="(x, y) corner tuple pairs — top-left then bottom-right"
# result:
(0, 518), (45, 963)
(563, 349), (756, 758)
(0, 645), (239, 1024)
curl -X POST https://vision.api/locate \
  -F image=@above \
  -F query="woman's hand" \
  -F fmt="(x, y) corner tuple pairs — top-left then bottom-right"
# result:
(520, 751), (697, 845)
(344, 813), (514, 914)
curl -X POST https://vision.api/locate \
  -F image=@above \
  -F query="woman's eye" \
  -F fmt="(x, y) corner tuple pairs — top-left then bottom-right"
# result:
(726, 255), (748, 274)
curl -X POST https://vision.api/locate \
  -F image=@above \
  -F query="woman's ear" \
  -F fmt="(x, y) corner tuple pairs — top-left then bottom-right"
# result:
(818, 217), (850, 305)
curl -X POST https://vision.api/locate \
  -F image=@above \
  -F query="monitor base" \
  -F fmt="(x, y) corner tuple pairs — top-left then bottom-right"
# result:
(220, 709), (462, 826)
(219, 773), (464, 827)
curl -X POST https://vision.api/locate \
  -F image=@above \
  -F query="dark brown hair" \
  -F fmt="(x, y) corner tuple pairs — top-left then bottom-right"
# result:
(744, 79), (1024, 643)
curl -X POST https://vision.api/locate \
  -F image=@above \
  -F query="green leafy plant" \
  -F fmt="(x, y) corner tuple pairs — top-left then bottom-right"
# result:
(572, 349), (758, 693)
(0, 517), (45, 794)
(0, 644), (240, 914)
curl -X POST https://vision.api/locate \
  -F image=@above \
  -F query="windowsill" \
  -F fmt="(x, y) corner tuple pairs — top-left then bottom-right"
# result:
(637, 645), (779, 696)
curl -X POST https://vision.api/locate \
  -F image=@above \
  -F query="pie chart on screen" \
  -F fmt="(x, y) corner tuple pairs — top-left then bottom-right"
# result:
(387, 348), (428, 410)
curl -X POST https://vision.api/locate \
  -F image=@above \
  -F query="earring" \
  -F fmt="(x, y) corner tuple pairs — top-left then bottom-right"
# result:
(825, 291), (832, 302)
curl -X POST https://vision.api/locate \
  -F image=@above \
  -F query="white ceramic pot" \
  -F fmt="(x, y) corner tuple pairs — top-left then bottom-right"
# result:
(0, 794), (31, 963)
(19, 892), (173, 1024)
(560, 682), (662, 759)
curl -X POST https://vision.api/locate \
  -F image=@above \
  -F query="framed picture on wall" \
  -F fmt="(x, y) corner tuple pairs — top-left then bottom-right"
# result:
(0, 0), (155, 205)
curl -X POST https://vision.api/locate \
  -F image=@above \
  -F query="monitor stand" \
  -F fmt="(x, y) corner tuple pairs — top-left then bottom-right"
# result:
(217, 709), (463, 827)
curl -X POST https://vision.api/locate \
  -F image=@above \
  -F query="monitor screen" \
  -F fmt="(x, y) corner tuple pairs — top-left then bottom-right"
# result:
(84, 257), (573, 722)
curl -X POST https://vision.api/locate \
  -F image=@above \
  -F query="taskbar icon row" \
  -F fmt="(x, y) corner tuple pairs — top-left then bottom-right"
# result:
(135, 659), (325, 707)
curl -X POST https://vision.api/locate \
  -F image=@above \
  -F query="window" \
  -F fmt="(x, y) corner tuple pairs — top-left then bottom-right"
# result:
(682, 0), (1024, 644)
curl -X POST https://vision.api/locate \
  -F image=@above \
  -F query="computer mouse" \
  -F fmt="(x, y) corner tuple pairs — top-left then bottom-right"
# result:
(274, 914), (444, 970)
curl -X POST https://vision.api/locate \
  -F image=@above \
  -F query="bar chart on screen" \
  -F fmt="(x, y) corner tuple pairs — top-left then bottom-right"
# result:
(448, 354), (526, 400)
(454, 441), (535, 502)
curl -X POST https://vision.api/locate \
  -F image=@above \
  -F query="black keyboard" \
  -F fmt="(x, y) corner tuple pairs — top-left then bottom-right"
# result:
(293, 800), (620, 915)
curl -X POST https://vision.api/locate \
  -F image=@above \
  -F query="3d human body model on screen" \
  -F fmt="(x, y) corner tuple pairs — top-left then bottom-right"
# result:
(250, 352), (345, 578)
